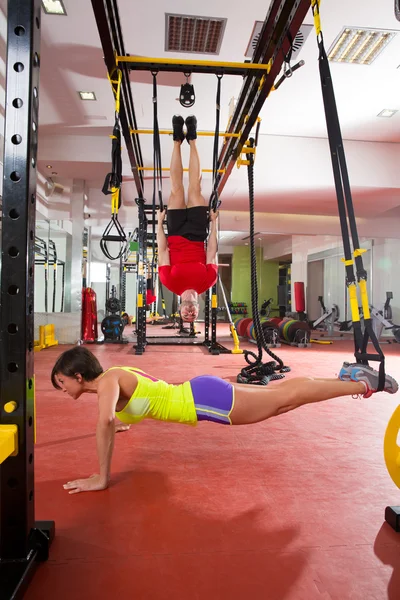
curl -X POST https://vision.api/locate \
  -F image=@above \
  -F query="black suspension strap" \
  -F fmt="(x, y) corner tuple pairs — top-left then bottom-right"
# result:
(152, 72), (163, 268)
(311, 0), (385, 389)
(237, 138), (290, 385)
(209, 75), (223, 213)
(101, 69), (127, 261)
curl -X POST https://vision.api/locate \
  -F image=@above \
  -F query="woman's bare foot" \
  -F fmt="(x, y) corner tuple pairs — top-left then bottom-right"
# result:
(115, 423), (131, 433)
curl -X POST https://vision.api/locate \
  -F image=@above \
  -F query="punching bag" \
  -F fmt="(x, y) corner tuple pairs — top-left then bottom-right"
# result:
(81, 287), (98, 342)
(294, 282), (306, 313)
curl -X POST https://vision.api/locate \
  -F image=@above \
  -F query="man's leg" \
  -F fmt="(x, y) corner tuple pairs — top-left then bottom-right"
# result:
(168, 140), (186, 210)
(187, 139), (207, 208)
(184, 116), (206, 208)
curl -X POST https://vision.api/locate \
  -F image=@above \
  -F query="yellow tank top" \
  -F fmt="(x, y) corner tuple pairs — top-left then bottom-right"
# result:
(105, 367), (198, 426)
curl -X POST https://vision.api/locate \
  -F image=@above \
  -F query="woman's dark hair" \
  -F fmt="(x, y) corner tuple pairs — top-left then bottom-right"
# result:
(51, 346), (103, 389)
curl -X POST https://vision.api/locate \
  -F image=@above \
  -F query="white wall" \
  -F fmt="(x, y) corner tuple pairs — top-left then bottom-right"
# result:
(372, 239), (400, 325)
(291, 234), (397, 324)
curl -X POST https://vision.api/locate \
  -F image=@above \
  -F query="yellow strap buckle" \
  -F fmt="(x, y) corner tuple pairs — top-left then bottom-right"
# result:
(354, 248), (367, 258)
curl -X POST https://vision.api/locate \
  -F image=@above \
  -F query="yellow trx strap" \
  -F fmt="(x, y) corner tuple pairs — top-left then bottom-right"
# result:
(108, 69), (122, 114)
(111, 188), (120, 215)
(311, 0), (322, 36)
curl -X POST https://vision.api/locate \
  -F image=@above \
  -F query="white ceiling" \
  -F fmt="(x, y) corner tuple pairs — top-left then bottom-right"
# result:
(28, 0), (400, 242)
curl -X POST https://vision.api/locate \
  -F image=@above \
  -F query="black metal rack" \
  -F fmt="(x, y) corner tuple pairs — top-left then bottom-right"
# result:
(133, 199), (230, 355)
(0, 1), (54, 598)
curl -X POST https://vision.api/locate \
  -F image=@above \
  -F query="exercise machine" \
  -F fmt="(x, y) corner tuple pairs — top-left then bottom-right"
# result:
(366, 292), (400, 344)
(312, 296), (341, 337)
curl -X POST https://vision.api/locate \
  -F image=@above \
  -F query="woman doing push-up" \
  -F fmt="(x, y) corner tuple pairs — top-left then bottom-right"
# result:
(51, 347), (398, 494)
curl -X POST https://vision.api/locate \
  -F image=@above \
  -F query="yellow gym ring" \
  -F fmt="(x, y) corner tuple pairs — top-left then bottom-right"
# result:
(384, 405), (400, 489)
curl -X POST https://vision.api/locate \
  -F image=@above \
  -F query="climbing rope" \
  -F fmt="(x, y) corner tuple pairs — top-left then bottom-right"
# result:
(237, 138), (290, 385)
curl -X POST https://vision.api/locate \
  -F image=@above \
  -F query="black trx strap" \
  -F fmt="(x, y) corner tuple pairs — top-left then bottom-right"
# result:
(101, 118), (127, 260)
(152, 72), (163, 212)
(209, 75), (223, 213)
(101, 69), (127, 261)
(152, 72), (163, 268)
(238, 139), (290, 385)
(311, 0), (385, 389)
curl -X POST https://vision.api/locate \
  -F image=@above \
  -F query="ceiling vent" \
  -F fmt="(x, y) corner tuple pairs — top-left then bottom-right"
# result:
(165, 13), (227, 55)
(327, 27), (397, 65)
(245, 22), (313, 59)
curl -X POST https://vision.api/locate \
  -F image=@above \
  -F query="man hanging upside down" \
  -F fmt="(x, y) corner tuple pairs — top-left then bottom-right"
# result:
(157, 115), (218, 323)
(51, 346), (398, 494)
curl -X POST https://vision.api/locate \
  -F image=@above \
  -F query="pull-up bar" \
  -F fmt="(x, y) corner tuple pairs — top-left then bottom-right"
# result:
(117, 55), (272, 76)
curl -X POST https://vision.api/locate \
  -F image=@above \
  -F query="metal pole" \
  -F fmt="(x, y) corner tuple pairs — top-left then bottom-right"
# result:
(0, 0), (54, 596)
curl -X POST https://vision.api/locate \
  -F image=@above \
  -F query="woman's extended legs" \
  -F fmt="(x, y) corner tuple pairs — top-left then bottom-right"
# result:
(230, 377), (366, 425)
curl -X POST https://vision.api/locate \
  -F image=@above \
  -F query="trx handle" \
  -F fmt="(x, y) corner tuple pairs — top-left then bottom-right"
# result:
(101, 119), (127, 261)
(311, 0), (385, 391)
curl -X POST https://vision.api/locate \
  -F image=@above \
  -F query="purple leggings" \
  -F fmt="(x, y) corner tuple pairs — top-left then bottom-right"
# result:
(189, 375), (234, 425)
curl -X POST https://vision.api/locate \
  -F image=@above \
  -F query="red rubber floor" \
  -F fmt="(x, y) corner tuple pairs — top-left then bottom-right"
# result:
(27, 334), (400, 599)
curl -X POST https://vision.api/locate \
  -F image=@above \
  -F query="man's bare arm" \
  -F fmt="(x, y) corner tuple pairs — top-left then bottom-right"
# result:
(157, 209), (170, 266)
(206, 212), (219, 264)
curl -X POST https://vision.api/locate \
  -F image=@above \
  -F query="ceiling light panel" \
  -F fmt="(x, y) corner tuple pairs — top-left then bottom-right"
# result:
(327, 27), (396, 65)
(165, 13), (227, 54)
(41, 0), (67, 15)
(377, 109), (398, 118)
(79, 91), (96, 101)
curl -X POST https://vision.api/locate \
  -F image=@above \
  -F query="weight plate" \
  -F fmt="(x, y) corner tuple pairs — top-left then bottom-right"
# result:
(384, 405), (400, 490)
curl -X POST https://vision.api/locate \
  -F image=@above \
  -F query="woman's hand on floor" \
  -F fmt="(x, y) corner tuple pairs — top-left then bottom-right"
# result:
(63, 474), (108, 494)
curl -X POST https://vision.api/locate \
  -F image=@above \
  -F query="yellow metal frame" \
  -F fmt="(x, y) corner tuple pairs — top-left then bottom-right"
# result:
(0, 425), (18, 464)
(137, 167), (226, 174)
(116, 55), (272, 72)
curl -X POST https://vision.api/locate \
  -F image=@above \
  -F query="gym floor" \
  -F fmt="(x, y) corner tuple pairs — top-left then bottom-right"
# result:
(27, 331), (400, 600)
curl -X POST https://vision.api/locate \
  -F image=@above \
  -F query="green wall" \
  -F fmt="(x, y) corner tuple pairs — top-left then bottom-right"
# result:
(231, 247), (279, 317)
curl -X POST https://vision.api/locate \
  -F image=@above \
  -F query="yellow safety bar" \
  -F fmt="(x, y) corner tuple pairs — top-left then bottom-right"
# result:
(230, 324), (243, 354)
(0, 425), (18, 464)
(131, 129), (239, 138)
(116, 55), (272, 72)
(137, 167), (226, 174)
(236, 140), (256, 168)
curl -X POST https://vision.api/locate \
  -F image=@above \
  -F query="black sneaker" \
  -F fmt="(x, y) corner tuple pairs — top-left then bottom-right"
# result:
(172, 115), (185, 142)
(185, 115), (197, 143)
